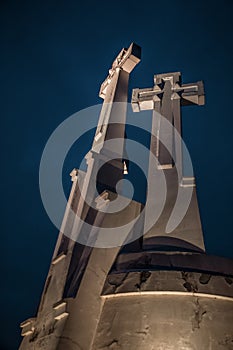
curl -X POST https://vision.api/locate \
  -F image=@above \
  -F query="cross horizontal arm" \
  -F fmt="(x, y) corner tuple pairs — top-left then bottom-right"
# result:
(180, 81), (205, 106)
(131, 74), (205, 112)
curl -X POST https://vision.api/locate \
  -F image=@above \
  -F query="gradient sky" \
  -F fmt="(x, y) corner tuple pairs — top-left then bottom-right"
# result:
(1, 1), (233, 348)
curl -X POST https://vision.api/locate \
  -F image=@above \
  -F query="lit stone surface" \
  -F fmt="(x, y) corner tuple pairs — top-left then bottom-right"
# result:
(19, 45), (233, 350)
(93, 294), (233, 350)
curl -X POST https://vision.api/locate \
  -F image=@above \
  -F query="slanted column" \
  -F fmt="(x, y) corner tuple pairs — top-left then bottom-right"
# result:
(52, 168), (83, 260)
(64, 43), (141, 294)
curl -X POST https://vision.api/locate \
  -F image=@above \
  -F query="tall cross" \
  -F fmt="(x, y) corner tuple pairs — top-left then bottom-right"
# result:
(132, 72), (204, 170)
(131, 72), (205, 252)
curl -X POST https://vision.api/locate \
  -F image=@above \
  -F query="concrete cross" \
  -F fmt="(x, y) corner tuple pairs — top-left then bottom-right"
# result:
(132, 72), (204, 169)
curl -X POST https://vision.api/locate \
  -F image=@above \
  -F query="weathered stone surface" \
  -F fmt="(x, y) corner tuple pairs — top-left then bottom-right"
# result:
(93, 295), (233, 350)
(103, 270), (233, 298)
(19, 46), (233, 350)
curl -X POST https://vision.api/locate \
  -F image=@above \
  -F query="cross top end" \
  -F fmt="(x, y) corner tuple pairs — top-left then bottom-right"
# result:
(99, 43), (141, 99)
(154, 72), (181, 86)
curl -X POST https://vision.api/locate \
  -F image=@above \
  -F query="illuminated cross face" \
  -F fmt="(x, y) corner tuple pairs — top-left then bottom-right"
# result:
(132, 72), (205, 170)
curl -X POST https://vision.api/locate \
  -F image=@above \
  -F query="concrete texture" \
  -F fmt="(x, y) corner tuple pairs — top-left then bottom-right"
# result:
(19, 45), (233, 350)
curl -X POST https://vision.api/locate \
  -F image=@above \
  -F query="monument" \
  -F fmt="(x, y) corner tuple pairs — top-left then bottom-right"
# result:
(19, 43), (233, 349)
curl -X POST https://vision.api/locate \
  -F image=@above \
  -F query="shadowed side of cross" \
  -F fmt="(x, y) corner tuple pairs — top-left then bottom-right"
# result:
(131, 72), (206, 252)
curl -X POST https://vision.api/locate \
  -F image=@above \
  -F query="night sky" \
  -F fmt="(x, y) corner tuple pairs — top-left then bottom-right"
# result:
(1, 1), (233, 349)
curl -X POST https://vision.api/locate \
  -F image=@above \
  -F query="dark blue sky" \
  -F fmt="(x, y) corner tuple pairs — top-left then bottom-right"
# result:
(1, 1), (233, 348)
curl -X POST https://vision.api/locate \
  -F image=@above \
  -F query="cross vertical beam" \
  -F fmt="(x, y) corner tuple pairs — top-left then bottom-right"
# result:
(93, 43), (141, 156)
